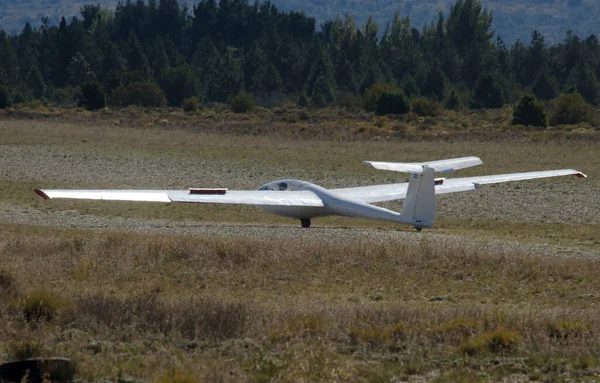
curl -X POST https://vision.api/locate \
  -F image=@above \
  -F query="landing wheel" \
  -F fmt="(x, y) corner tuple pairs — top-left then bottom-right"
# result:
(415, 227), (422, 232)
(300, 218), (311, 228)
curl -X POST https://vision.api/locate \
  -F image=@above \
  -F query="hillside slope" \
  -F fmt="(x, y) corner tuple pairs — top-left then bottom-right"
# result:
(0, 0), (597, 45)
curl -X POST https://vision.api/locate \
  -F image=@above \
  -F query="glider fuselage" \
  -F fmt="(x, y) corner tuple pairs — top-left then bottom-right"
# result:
(256, 179), (405, 222)
(257, 179), (332, 218)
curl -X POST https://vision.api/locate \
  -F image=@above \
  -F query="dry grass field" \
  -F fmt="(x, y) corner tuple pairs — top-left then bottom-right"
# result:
(1, 106), (599, 382)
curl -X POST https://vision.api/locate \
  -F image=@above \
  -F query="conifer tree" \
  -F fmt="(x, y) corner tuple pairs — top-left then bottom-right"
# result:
(471, 73), (505, 108)
(512, 94), (547, 127)
(26, 66), (45, 99)
(67, 53), (95, 86)
(532, 73), (557, 101)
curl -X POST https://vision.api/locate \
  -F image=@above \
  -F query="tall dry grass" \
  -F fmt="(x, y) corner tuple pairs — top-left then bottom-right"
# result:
(1, 225), (600, 381)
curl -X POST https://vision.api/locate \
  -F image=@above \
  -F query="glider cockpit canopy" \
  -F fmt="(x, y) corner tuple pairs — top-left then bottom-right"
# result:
(258, 179), (310, 192)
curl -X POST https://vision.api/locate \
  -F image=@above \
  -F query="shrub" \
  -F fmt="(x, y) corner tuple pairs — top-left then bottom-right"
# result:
(335, 91), (361, 110)
(445, 89), (462, 110)
(282, 113), (299, 123)
(548, 320), (587, 340)
(347, 322), (406, 350)
(231, 92), (255, 113)
(6, 340), (43, 360)
(159, 66), (200, 106)
(50, 86), (78, 107)
(296, 92), (309, 107)
(182, 96), (200, 112)
(0, 269), (19, 298)
(375, 91), (410, 116)
(374, 116), (387, 128)
(512, 94), (548, 127)
(460, 327), (521, 355)
(21, 289), (70, 323)
(311, 75), (336, 107)
(110, 82), (167, 107)
(0, 86), (10, 109)
(78, 81), (106, 110)
(298, 110), (309, 121)
(435, 317), (480, 342)
(157, 371), (198, 383)
(412, 97), (441, 117)
(548, 93), (593, 125)
(363, 82), (400, 112)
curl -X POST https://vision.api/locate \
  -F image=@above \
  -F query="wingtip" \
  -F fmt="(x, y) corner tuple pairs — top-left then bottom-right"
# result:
(34, 189), (50, 200)
(363, 161), (376, 167)
(575, 172), (587, 178)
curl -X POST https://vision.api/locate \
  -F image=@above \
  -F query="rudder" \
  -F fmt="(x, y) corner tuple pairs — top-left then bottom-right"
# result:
(400, 167), (436, 228)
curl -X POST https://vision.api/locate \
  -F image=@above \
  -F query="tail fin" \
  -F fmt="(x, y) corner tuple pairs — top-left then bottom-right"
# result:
(363, 157), (482, 229)
(400, 167), (436, 228)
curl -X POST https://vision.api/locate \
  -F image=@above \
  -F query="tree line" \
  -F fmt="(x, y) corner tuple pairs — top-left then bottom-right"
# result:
(0, 0), (599, 112)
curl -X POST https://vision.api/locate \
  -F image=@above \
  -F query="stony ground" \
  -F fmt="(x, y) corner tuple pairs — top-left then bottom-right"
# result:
(0, 138), (598, 260)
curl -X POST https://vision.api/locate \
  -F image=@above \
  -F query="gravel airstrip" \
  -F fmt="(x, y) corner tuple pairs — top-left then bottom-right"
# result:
(1, 143), (598, 260)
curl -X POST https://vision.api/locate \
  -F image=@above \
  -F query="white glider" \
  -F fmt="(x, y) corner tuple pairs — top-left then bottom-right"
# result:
(34, 156), (586, 230)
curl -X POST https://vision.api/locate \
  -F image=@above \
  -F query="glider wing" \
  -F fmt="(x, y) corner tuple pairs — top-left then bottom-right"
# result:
(332, 169), (586, 204)
(34, 189), (324, 207)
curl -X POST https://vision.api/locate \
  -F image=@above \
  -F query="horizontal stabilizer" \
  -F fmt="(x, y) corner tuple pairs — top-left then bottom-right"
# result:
(364, 156), (482, 174)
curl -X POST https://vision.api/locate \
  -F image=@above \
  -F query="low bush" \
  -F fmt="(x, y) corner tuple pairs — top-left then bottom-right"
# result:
(296, 92), (309, 107)
(50, 86), (78, 107)
(231, 92), (256, 113)
(363, 82), (400, 112)
(512, 94), (548, 127)
(445, 89), (462, 110)
(0, 85), (10, 109)
(412, 97), (441, 117)
(21, 289), (70, 323)
(460, 327), (521, 355)
(159, 66), (200, 106)
(548, 93), (593, 125)
(6, 340), (43, 360)
(374, 116), (388, 128)
(110, 82), (167, 107)
(0, 269), (19, 299)
(336, 91), (361, 110)
(348, 322), (406, 350)
(282, 113), (299, 123)
(548, 320), (587, 340)
(157, 371), (198, 383)
(375, 91), (410, 116)
(78, 80), (106, 110)
(298, 110), (310, 120)
(182, 96), (200, 112)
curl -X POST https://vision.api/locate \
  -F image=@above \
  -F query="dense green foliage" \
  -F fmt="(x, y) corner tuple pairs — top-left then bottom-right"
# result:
(182, 96), (200, 112)
(0, 86), (10, 109)
(0, 0), (599, 117)
(412, 97), (441, 117)
(110, 82), (167, 107)
(231, 93), (256, 113)
(548, 93), (593, 126)
(78, 81), (106, 110)
(363, 83), (401, 112)
(376, 91), (410, 115)
(511, 95), (547, 127)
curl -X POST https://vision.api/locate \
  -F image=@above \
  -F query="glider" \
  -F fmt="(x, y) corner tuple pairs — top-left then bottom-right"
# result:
(34, 156), (586, 231)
